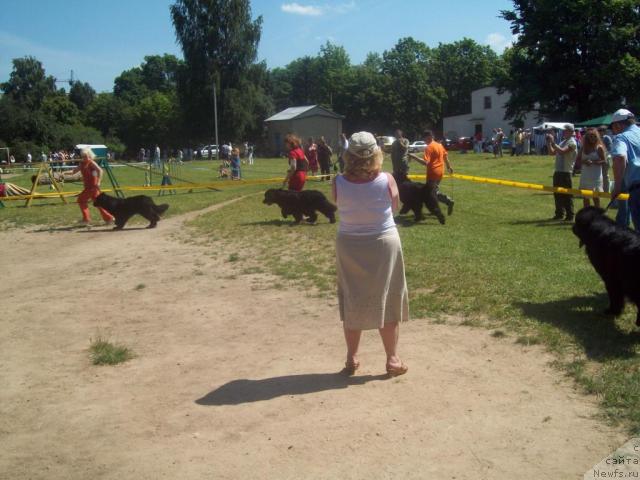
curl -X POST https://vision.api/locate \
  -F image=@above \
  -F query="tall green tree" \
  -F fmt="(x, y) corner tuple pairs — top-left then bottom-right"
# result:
(0, 56), (105, 158)
(171, 0), (263, 142)
(381, 37), (443, 135)
(431, 38), (505, 120)
(500, 0), (640, 121)
(1, 56), (56, 110)
(69, 81), (96, 111)
(342, 53), (388, 133)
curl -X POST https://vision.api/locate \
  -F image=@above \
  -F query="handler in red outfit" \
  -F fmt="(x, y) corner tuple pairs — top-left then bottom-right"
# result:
(282, 134), (308, 191)
(72, 148), (115, 224)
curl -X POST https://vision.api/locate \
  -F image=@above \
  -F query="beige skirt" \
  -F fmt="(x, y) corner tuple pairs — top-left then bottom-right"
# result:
(336, 228), (409, 330)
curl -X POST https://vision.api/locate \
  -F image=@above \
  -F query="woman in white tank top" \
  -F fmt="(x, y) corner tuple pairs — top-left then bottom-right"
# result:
(576, 128), (606, 208)
(332, 131), (409, 377)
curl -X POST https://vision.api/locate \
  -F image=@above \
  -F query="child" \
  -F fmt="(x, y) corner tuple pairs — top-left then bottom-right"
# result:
(304, 137), (319, 177)
(218, 163), (230, 178)
(230, 147), (241, 180)
(159, 158), (175, 195)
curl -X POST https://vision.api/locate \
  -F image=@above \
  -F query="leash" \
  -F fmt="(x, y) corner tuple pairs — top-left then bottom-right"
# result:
(604, 193), (619, 212)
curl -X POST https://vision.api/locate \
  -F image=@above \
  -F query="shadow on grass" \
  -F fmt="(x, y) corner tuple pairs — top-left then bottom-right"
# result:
(394, 215), (440, 228)
(516, 294), (640, 360)
(508, 218), (574, 228)
(77, 227), (150, 233)
(240, 219), (328, 227)
(30, 224), (90, 232)
(196, 372), (388, 406)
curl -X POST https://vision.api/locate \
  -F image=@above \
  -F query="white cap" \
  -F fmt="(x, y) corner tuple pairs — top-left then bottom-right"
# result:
(611, 108), (635, 124)
(347, 131), (379, 158)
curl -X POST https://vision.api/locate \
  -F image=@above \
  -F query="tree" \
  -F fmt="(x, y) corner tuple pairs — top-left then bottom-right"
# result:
(69, 81), (96, 110)
(0, 56), (107, 157)
(171, 0), (263, 142)
(380, 37), (443, 135)
(431, 39), (505, 120)
(86, 93), (125, 138)
(342, 53), (388, 133)
(500, 0), (640, 121)
(1, 56), (56, 110)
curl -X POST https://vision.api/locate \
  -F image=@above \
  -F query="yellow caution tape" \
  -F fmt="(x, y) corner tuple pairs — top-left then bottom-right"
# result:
(0, 175), (331, 202)
(1, 172), (629, 202)
(406, 173), (630, 201)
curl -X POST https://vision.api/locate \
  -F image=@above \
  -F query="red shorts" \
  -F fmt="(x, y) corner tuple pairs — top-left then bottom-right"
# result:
(288, 171), (306, 192)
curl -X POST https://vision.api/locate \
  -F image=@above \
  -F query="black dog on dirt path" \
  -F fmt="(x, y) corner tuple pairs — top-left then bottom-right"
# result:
(94, 193), (169, 230)
(572, 206), (640, 326)
(263, 188), (336, 224)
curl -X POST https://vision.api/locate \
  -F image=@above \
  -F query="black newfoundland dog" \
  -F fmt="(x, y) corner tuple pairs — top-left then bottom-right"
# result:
(94, 193), (169, 230)
(393, 173), (443, 223)
(263, 188), (336, 224)
(572, 206), (640, 326)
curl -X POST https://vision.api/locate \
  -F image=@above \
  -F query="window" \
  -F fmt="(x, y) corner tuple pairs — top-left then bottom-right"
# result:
(484, 96), (492, 109)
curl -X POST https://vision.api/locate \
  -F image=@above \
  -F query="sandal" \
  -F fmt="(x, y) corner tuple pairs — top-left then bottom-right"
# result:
(386, 363), (408, 377)
(341, 361), (360, 376)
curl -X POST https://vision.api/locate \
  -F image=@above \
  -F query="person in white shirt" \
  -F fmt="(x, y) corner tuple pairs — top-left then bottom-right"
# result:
(332, 131), (409, 377)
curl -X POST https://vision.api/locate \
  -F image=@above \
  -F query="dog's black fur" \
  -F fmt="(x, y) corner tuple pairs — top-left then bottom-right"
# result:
(572, 206), (640, 326)
(393, 173), (440, 222)
(263, 188), (336, 224)
(94, 192), (169, 230)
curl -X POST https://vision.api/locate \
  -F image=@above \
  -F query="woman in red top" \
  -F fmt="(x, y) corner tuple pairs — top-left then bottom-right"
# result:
(304, 137), (319, 177)
(283, 134), (308, 191)
(71, 148), (114, 224)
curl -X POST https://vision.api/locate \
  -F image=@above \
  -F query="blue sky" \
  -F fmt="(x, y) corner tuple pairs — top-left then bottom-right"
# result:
(0, 0), (515, 92)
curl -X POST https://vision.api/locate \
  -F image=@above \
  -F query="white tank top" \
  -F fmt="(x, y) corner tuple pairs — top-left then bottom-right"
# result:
(336, 173), (396, 235)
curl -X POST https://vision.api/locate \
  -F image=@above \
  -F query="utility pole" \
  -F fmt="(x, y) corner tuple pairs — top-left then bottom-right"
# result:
(213, 78), (219, 161)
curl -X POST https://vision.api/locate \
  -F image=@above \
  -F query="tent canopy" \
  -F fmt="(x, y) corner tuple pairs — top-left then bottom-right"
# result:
(575, 114), (612, 127)
(532, 122), (573, 131)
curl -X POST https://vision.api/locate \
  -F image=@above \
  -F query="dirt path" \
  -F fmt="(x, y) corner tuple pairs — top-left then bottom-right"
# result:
(0, 202), (628, 479)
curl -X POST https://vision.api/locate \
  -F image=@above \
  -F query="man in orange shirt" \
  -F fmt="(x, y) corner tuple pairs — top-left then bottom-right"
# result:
(409, 130), (454, 224)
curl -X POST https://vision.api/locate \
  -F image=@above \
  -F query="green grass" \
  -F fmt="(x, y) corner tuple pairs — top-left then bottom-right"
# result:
(0, 158), (291, 227)
(6, 152), (640, 433)
(89, 337), (134, 365)
(187, 151), (640, 435)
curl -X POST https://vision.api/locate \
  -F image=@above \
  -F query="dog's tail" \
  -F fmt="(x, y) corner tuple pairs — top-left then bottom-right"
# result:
(154, 204), (169, 215)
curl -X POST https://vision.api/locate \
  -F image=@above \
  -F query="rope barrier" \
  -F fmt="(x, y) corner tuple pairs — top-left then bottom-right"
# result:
(406, 173), (630, 200)
(0, 172), (630, 202)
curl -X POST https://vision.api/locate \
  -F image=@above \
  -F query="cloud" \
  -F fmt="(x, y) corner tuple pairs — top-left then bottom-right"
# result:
(330, 1), (356, 14)
(485, 32), (517, 52)
(0, 30), (114, 69)
(281, 2), (356, 17)
(315, 35), (337, 43)
(281, 3), (323, 16)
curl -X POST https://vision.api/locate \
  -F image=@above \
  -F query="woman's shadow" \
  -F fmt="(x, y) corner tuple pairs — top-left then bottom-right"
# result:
(196, 372), (387, 406)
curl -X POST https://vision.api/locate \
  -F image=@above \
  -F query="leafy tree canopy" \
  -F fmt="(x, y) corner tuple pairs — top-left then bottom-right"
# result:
(500, 0), (640, 120)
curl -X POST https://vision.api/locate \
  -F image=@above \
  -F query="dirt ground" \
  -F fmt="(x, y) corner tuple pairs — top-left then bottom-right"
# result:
(0, 201), (629, 480)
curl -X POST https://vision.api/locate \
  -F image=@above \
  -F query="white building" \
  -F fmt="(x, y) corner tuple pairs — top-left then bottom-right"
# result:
(442, 86), (541, 140)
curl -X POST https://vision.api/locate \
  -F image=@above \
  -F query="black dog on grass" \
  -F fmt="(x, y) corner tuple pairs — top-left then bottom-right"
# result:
(572, 206), (640, 326)
(94, 193), (169, 230)
(263, 188), (336, 224)
(393, 173), (444, 224)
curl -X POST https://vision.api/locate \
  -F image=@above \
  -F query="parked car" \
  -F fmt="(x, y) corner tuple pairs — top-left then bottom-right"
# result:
(376, 136), (396, 153)
(408, 140), (427, 153)
(199, 144), (219, 157)
(444, 137), (473, 151)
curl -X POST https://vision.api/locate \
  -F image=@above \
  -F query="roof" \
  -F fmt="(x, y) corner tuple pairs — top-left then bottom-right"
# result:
(575, 114), (612, 127)
(265, 105), (344, 122)
(75, 144), (108, 150)
(532, 122), (573, 131)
